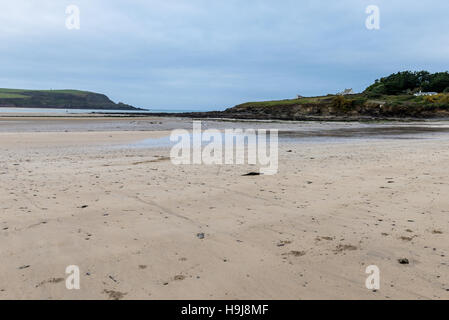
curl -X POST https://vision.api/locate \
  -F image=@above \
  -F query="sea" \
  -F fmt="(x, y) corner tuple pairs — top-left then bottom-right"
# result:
(0, 107), (203, 114)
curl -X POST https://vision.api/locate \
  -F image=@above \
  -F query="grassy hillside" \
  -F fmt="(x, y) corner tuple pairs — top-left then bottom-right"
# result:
(224, 71), (449, 120)
(0, 88), (139, 110)
(224, 92), (449, 120)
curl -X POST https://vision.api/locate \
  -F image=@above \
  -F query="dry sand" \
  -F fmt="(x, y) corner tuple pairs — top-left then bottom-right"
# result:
(0, 118), (448, 300)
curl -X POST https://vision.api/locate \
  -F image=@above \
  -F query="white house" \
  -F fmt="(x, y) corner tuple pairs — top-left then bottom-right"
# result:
(414, 91), (438, 97)
(337, 88), (354, 96)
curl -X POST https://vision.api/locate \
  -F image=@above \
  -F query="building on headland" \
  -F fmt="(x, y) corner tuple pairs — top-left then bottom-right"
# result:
(337, 88), (354, 96)
(414, 91), (438, 97)
(296, 94), (304, 99)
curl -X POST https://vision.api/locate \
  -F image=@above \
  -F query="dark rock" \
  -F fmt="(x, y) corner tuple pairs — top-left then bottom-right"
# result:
(242, 172), (261, 176)
(197, 233), (205, 240)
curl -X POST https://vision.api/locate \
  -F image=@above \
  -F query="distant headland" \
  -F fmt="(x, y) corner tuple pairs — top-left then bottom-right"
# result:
(0, 88), (142, 110)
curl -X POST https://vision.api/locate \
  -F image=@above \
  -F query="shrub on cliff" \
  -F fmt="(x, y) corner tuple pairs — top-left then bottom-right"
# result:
(332, 96), (355, 112)
(423, 93), (449, 104)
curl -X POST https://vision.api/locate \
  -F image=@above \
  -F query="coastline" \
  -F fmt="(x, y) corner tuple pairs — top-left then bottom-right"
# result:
(92, 111), (449, 122)
(3, 105), (449, 122)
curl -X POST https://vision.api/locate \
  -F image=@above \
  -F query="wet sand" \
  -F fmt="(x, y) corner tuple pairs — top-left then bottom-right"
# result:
(0, 117), (448, 299)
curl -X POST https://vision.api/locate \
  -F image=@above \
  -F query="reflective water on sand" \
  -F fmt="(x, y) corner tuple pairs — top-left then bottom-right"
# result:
(125, 124), (449, 149)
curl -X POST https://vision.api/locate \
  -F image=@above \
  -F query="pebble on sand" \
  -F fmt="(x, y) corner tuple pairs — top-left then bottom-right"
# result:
(197, 233), (205, 240)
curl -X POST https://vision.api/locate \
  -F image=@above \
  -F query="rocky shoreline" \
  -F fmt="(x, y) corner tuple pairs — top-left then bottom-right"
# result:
(95, 93), (449, 121)
(97, 109), (449, 122)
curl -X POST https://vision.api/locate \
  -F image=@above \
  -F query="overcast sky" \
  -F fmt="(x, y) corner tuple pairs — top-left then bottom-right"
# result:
(1, 1), (448, 110)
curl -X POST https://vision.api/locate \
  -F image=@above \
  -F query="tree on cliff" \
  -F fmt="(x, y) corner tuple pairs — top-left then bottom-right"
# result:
(364, 71), (449, 95)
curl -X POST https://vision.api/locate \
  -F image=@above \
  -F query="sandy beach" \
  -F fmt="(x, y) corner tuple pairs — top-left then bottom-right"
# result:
(0, 116), (448, 300)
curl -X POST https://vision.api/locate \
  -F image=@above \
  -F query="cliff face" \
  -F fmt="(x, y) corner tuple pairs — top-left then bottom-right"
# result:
(207, 95), (449, 120)
(144, 94), (449, 121)
(0, 89), (139, 110)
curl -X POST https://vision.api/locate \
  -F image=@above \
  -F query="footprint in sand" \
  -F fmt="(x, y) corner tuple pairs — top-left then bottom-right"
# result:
(334, 244), (358, 253)
(102, 289), (127, 300)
